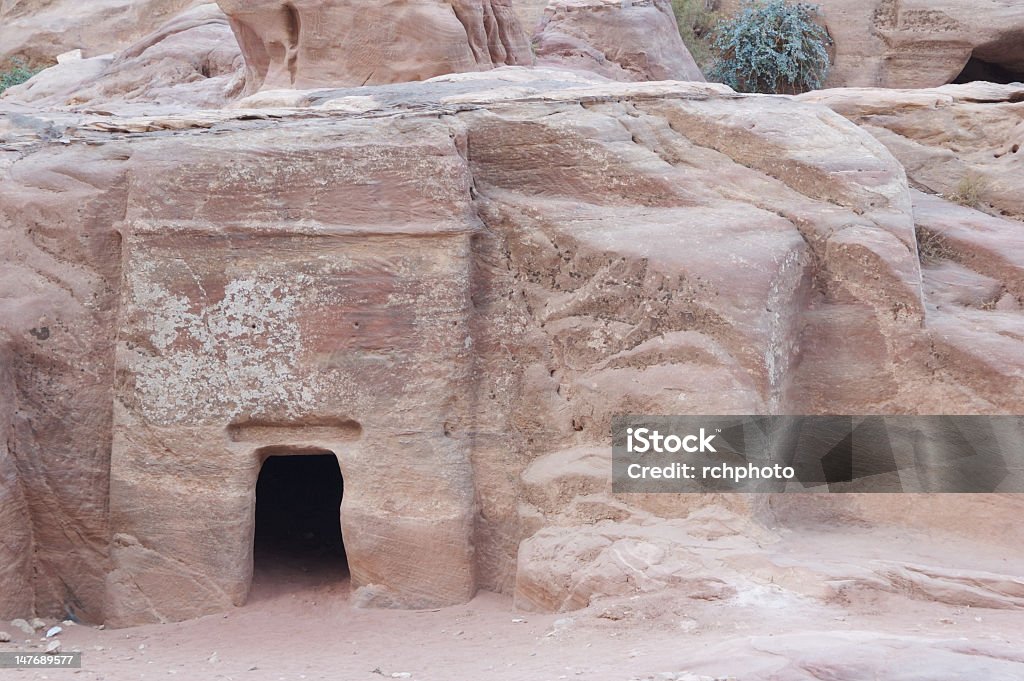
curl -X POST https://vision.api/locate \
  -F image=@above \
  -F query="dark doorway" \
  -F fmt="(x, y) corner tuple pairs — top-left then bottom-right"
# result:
(953, 55), (1024, 85)
(251, 452), (348, 598)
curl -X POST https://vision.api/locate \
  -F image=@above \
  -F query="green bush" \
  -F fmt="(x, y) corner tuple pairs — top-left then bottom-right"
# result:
(0, 59), (38, 95)
(671, 0), (720, 70)
(707, 0), (831, 94)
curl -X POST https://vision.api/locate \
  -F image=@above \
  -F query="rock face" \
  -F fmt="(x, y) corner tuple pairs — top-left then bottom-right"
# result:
(0, 0), (205, 64)
(821, 0), (1024, 87)
(2, 4), (244, 110)
(514, 0), (549, 31)
(0, 139), (125, 622)
(800, 82), (1024, 220)
(533, 0), (705, 82)
(4, 69), (1024, 625)
(104, 117), (480, 624)
(0, 338), (34, 619)
(217, 0), (532, 94)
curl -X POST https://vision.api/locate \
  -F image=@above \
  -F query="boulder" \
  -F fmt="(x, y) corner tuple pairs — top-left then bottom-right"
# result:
(532, 0), (705, 82)
(217, 0), (532, 94)
(515, 512), (754, 612)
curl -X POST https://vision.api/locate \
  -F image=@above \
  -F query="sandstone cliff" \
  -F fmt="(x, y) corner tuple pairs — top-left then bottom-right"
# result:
(218, 0), (532, 95)
(2, 4), (244, 110)
(2, 2), (1024, 662)
(0, 0), (206, 64)
(3, 66), (1024, 623)
(532, 0), (706, 82)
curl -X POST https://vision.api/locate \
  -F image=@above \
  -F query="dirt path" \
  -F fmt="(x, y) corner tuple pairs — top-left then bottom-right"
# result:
(6, 527), (1024, 681)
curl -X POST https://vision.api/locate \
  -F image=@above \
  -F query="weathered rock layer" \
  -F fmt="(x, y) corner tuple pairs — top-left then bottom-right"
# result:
(0, 0), (205, 64)
(2, 4), (244, 110)
(3, 71), (1023, 624)
(217, 0), (532, 94)
(532, 0), (705, 82)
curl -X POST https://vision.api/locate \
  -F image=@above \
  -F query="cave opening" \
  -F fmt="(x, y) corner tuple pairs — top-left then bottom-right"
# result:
(953, 55), (1024, 85)
(251, 451), (348, 597)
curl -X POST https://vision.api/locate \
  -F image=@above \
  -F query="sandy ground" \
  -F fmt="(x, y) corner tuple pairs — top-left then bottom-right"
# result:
(4, 527), (1024, 681)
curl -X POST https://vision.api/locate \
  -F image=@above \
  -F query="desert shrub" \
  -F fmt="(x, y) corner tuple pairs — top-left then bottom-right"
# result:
(915, 225), (953, 263)
(0, 58), (38, 95)
(948, 173), (988, 209)
(707, 0), (831, 94)
(671, 0), (720, 70)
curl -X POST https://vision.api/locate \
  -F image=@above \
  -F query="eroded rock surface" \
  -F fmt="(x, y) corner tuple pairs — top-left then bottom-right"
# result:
(2, 4), (244, 110)
(515, 507), (765, 612)
(0, 0), (205, 64)
(217, 0), (532, 94)
(0, 141), (125, 622)
(822, 0), (1024, 87)
(514, 0), (549, 32)
(0, 338), (34, 619)
(3, 69), (1024, 626)
(800, 82), (1024, 220)
(533, 0), (705, 82)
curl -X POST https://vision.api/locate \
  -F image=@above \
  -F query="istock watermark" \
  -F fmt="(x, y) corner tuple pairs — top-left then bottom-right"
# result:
(625, 426), (719, 453)
(612, 415), (1024, 493)
(623, 424), (796, 484)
